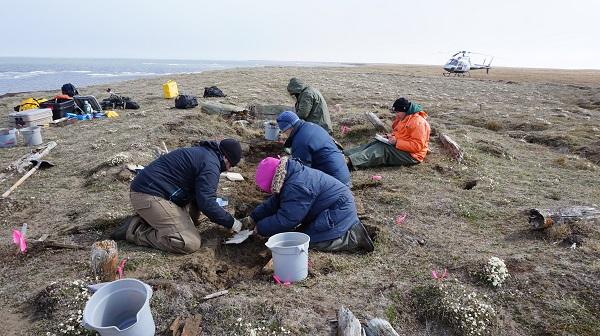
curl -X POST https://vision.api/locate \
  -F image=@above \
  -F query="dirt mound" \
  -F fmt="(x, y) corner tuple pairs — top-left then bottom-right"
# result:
(576, 93), (600, 111)
(577, 141), (600, 164)
(243, 139), (286, 164)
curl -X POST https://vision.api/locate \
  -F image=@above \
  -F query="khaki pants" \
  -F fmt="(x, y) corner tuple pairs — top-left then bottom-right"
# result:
(127, 191), (202, 254)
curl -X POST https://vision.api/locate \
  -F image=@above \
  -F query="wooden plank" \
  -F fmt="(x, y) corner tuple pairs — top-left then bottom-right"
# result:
(529, 206), (600, 230)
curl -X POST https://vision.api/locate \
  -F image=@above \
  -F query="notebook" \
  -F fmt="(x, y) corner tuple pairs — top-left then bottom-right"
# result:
(375, 133), (391, 145)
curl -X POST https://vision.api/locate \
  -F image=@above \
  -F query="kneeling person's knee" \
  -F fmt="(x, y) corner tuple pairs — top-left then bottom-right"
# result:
(168, 230), (202, 254)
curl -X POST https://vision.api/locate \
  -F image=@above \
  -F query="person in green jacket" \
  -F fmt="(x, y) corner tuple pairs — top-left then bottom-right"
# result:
(287, 78), (333, 133)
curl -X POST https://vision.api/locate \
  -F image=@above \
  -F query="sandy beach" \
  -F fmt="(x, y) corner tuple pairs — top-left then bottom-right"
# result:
(1, 64), (600, 335)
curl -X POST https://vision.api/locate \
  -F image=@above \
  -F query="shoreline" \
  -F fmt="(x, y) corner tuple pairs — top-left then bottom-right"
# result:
(3, 62), (600, 98)
(2, 65), (600, 100)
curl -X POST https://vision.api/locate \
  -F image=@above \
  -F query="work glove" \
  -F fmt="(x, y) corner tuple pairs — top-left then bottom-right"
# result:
(240, 216), (255, 230)
(232, 219), (242, 233)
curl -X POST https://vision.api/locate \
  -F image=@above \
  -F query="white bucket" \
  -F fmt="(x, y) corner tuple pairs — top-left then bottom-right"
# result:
(21, 126), (42, 146)
(264, 121), (280, 141)
(0, 128), (17, 148)
(83, 278), (155, 336)
(265, 232), (310, 282)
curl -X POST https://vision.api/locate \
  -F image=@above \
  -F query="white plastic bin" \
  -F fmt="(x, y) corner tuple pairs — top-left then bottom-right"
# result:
(264, 121), (280, 141)
(83, 279), (155, 336)
(21, 126), (42, 146)
(265, 232), (310, 282)
(0, 128), (17, 148)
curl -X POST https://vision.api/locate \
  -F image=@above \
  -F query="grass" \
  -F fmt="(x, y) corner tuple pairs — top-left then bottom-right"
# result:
(2, 65), (600, 335)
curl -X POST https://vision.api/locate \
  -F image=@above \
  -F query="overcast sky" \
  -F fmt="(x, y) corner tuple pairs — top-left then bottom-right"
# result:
(2, 0), (599, 69)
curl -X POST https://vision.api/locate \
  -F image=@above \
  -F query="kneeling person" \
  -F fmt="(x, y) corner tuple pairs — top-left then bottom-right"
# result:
(112, 139), (244, 254)
(277, 111), (351, 186)
(242, 156), (373, 252)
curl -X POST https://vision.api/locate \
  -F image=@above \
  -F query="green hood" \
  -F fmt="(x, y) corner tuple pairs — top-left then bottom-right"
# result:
(287, 78), (307, 94)
(406, 102), (423, 115)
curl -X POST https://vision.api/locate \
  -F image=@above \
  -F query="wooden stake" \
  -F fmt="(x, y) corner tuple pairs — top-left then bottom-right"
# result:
(202, 290), (228, 300)
(91, 240), (119, 282)
(438, 133), (464, 163)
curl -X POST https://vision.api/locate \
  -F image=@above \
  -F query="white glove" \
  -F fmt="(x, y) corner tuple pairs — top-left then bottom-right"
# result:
(232, 219), (242, 233)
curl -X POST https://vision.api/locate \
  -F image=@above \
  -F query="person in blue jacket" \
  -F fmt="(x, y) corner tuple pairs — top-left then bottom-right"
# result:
(276, 111), (351, 187)
(240, 156), (374, 252)
(111, 139), (244, 254)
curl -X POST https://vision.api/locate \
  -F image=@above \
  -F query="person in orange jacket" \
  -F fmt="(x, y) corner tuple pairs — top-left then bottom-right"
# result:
(344, 98), (430, 169)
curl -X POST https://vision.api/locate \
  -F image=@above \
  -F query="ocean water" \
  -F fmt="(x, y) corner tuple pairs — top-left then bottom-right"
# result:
(0, 57), (338, 95)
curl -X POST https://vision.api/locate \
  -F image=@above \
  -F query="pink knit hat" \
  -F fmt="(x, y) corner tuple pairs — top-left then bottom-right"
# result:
(255, 157), (280, 193)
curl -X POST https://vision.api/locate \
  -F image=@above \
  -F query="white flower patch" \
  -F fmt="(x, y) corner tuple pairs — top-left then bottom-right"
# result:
(438, 283), (497, 336)
(482, 257), (509, 288)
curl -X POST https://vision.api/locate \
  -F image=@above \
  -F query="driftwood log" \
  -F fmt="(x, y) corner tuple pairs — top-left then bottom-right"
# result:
(200, 101), (245, 116)
(91, 240), (119, 282)
(529, 206), (600, 230)
(364, 319), (399, 336)
(365, 112), (389, 132)
(438, 133), (464, 163)
(337, 307), (364, 336)
(31, 236), (84, 250)
(249, 104), (294, 120)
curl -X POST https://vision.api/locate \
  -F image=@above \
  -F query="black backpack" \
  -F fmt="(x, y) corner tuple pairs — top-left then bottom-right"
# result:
(203, 86), (226, 98)
(61, 83), (79, 97)
(100, 94), (140, 110)
(175, 95), (198, 109)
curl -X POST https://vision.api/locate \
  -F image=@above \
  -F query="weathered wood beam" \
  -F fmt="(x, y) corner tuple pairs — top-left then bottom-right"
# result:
(364, 319), (399, 336)
(529, 206), (600, 230)
(365, 112), (389, 132)
(337, 307), (364, 336)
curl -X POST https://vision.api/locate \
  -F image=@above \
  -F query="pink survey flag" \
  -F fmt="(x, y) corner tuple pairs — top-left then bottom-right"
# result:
(12, 229), (27, 253)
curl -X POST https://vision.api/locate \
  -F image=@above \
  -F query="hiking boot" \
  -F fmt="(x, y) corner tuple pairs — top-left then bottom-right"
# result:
(353, 221), (374, 252)
(111, 216), (136, 240)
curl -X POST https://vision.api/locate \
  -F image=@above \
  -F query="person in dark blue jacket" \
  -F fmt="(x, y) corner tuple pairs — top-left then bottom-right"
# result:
(276, 111), (351, 187)
(111, 139), (244, 254)
(240, 156), (373, 252)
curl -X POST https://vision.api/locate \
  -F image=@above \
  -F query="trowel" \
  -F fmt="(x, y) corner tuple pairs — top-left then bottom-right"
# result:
(224, 229), (253, 244)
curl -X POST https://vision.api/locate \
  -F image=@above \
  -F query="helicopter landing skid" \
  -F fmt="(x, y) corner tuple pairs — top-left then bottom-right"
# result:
(443, 72), (470, 77)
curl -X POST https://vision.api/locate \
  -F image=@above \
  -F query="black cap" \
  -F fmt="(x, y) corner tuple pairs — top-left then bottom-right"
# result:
(392, 97), (411, 112)
(219, 139), (242, 166)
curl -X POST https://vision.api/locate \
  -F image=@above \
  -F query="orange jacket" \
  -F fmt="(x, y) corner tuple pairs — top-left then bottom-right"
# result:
(391, 111), (430, 162)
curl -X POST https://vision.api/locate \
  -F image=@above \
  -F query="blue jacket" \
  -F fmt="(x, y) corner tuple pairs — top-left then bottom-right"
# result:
(130, 142), (234, 229)
(284, 120), (350, 186)
(250, 159), (357, 243)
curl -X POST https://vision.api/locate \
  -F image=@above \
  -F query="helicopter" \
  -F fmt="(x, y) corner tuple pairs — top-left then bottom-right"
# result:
(443, 51), (493, 76)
